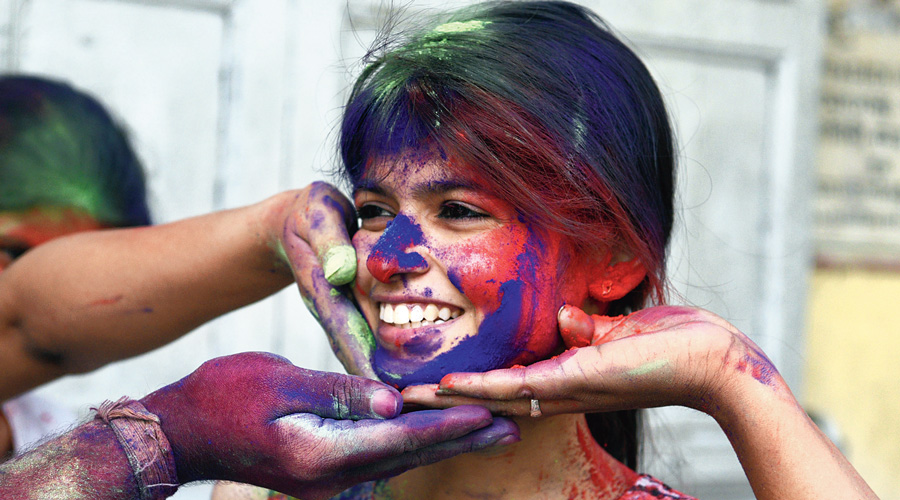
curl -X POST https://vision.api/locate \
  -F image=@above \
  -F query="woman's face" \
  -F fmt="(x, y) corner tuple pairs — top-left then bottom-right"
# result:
(0, 206), (102, 271)
(351, 151), (592, 388)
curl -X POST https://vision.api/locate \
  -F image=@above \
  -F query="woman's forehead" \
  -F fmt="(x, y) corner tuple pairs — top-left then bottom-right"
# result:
(354, 152), (486, 194)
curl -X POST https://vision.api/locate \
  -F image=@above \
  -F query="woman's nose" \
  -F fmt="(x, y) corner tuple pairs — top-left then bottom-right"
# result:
(366, 214), (429, 283)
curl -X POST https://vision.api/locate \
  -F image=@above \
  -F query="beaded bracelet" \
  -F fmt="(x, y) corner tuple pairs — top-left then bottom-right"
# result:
(93, 397), (179, 500)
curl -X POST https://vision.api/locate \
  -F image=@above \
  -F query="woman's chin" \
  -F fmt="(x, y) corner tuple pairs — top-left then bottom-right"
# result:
(371, 339), (519, 389)
(372, 351), (448, 389)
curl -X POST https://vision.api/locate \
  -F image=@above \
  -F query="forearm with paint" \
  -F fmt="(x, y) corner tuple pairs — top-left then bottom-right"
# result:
(709, 362), (878, 500)
(0, 420), (141, 499)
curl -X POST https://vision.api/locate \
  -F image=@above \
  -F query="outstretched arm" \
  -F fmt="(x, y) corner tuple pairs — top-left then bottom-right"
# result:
(0, 352), (518, 499)
(404, 305), (878, 500)
(0, 182), (369, 402)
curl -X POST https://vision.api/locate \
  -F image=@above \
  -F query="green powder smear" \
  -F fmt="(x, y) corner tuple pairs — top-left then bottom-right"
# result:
(626, 359), (670, 377)
(322, 245), (357, 285)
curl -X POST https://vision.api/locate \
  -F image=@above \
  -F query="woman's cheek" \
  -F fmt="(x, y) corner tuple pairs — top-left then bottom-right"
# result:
(440, 225), (527, 313)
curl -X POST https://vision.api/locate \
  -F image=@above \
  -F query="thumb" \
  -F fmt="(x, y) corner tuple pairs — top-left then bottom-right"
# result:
(281, 370), (402, 421)
(558, 305), (594, 348)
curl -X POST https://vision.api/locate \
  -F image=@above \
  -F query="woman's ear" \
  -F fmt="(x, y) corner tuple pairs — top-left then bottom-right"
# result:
(587, 253), (646, 302)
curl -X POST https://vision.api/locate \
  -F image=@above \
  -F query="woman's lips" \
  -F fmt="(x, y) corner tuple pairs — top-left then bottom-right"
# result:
(375, 302), (463, 354)
(379, 302), (461, 328)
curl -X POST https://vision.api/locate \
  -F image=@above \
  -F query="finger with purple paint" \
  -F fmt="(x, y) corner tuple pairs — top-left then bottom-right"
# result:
(0, 352), (518, 499)
(272, 182), (377, 379)
(140, 352), (518, 499)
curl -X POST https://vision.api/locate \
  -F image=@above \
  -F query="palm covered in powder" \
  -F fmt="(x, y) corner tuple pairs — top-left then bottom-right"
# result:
(401, 305), (773, 417)
(141, 352), (518, 499)
(276, 181), (378, 379)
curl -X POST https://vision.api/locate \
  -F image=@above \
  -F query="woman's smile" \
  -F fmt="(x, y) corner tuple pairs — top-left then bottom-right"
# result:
(351, 152), (590, 388)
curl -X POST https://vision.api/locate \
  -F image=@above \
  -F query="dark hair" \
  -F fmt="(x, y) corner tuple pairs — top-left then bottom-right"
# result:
(340, 1), (676, 468)
(0, 75), (151, 227)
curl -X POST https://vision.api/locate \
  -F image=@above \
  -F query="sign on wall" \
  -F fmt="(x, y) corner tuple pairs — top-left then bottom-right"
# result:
(817, 1), (900, 267)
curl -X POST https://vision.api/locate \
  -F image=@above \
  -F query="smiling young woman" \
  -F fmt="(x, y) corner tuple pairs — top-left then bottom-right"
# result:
(217, 2), (877, 499)
(351, 151), (597, 389)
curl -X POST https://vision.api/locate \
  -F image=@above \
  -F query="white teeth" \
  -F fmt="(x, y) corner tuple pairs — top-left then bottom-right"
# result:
(394, 305), (410, 325)
(381, 303), (460, 327)
(409, 305), (424, 323)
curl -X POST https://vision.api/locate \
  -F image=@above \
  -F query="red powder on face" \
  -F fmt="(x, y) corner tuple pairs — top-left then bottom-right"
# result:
(587, 257), (645, 302)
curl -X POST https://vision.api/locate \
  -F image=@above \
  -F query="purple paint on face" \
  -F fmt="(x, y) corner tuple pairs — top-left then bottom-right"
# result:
(353, 155), (590, 388)
(366, 214), (428, 283)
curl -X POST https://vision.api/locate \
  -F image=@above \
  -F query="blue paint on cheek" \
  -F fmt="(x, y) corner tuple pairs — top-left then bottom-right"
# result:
(367, 214), (428, 282)
(373, 280), (526, 387)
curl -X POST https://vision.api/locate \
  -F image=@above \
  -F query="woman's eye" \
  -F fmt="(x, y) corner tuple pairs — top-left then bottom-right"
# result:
(438, 202), (488, 220)
(356, 204), (394, 222)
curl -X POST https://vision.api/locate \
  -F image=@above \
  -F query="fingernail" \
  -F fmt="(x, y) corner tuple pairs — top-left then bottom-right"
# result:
(557, 304), (569, 322)
(434, 388), (458, 396)
(370, 389), (400, 419)
(495, 434), (521, 446)
(323, 245), (356, 285)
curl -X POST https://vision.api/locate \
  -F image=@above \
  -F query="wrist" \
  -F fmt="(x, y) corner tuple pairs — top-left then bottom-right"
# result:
(94, 396), (179, 499)
(257, 189), (307, 272)
(140, 389), (201, 486)
(703, 351), (794, 431)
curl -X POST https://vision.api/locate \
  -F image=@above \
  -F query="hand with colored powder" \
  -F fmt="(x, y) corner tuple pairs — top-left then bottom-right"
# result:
(0, 352), (519, 499)
(403, 305), (878, 500)
(273, 182), (376, 379)
(0, 181), (374, 406)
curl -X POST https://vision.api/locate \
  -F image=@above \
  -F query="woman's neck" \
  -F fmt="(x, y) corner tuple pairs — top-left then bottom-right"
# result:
(378, 413), (636, 500)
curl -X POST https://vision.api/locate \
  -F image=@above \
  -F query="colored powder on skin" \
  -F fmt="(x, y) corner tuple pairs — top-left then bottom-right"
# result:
(574, 419), (635, 498)
(366, 214), (427, 283)
(88, 295), (124, 307)
(736, 346), (778, 386)
(625, 359), (670, 378)
(301, 295), (320, 320)
(323, 245), (357, 285)
(345, 308), (376, 353)
(371, 221), (560, 387)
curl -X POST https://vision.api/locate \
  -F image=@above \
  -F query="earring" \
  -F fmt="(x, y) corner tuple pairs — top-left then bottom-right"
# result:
(600, 280), (613, 297)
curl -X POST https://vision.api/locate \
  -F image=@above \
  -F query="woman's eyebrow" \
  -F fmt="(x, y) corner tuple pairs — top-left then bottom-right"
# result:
(352, 180), (388, 197)
(412, 180), (475, 198)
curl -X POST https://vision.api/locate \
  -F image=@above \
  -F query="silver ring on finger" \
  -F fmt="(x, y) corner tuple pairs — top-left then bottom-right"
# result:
(530, 399), (542, 418)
